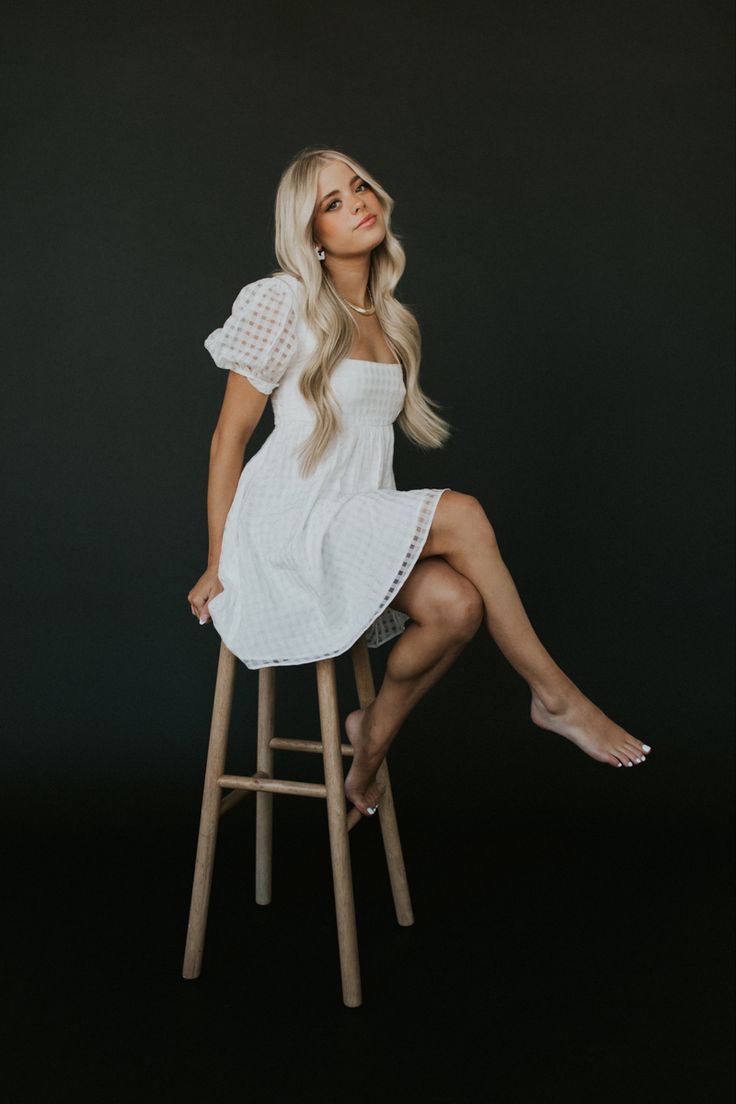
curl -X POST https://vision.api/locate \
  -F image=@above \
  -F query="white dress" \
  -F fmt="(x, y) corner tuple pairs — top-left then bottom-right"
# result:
(203, 272), (451, 669)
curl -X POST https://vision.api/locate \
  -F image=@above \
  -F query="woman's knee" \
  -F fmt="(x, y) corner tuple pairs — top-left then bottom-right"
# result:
(429, 574), (484, 640)
(442, 491), (498, 547)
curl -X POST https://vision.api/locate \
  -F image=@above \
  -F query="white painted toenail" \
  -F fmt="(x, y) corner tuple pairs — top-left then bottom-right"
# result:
(642, 744), (651, 752)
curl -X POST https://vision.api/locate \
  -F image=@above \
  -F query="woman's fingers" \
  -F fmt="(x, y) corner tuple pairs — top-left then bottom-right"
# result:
(188, 575), (222, 624)
(188, 596), (206, 622)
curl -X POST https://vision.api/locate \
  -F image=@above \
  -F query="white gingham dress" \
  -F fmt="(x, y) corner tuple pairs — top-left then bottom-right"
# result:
(203, 272), (450, 669)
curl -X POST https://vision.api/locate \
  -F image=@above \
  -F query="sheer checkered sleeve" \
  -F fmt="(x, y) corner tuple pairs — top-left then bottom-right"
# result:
(203, 276), (299, 395)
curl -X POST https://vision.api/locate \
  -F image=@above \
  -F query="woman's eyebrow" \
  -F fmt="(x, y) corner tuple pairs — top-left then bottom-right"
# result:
(320, 174), (361, 205)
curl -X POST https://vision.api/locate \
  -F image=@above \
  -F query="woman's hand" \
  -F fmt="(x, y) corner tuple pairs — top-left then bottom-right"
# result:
(188, 566), (223, 625)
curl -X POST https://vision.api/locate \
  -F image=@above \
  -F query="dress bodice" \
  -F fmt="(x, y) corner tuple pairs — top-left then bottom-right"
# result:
(273, 357), (406, 429)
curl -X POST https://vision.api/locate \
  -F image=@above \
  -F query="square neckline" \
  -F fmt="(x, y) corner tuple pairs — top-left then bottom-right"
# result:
(343, 357), (401, 367)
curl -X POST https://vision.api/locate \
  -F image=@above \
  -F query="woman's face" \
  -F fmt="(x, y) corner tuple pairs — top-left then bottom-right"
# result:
(312, 160), (385, 260)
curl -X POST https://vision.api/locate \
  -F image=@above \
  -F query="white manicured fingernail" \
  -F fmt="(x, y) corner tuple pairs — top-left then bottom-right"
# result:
(199, 617), (207, 624)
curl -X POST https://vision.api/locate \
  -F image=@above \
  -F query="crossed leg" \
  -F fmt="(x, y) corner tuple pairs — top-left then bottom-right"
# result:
(344, 490), (652, 816)
(343, 556), (484, 816)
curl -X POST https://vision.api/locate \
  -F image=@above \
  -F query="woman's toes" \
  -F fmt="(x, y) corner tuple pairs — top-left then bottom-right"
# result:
(345, 782), (381, 817)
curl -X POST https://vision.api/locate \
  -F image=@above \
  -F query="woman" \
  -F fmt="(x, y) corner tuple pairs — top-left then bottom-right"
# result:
(188, 146), (652, 818)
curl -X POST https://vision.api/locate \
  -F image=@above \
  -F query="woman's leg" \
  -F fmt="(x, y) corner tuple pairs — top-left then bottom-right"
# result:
(345, 489), (651, 815)
(344, 557), (484, 816)
(418, 491), (652, 769)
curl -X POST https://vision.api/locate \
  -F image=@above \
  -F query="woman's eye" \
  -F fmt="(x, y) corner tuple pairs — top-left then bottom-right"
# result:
(326, 181), (371, 211)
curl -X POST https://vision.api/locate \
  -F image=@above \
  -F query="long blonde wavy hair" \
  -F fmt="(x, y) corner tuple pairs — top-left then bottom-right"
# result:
(268, 145), (454, 479)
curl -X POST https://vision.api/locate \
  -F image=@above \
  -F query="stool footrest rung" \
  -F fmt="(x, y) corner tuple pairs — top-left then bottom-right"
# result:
(218, 772), (327, 799)
(269, 736), (354, 757)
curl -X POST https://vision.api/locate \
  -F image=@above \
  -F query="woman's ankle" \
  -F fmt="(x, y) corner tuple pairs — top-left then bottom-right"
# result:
(530, 672), (579, 715)
(362, 700), (400, 752)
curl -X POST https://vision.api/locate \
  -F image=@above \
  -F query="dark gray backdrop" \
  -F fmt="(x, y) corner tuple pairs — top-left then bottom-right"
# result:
(3, 1), (733, 1100)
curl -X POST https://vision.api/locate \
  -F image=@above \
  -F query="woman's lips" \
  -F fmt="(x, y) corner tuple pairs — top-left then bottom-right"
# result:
(356, 214), (377, 229)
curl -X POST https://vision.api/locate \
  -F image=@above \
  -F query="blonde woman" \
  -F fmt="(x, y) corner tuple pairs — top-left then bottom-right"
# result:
(188, 146), (652, 818)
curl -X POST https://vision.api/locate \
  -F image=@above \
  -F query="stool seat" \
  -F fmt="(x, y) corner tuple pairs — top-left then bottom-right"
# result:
(182, 631), (414, 1007)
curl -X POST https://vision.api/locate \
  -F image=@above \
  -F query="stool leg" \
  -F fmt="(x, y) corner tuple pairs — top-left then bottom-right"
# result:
(182, 639), (237, 979)
(255, 666), (276, 905)
(315, 658), (362, 1008)
(351, 636), (415, 927)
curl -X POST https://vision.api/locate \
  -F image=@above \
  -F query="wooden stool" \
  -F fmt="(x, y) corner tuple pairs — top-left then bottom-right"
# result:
(182, 631), (414, 1007)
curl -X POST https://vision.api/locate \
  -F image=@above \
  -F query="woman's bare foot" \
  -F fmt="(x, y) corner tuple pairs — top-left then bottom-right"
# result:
(344, 702), (391, 816)
(530, 682), (652, 767)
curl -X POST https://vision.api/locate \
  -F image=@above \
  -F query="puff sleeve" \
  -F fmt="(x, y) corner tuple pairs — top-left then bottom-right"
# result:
(204, 276), (299, 395)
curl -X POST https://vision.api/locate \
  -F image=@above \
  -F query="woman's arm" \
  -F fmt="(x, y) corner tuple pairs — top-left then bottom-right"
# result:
(188, 373), (270, 623)
(207, 372), (270, 564)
